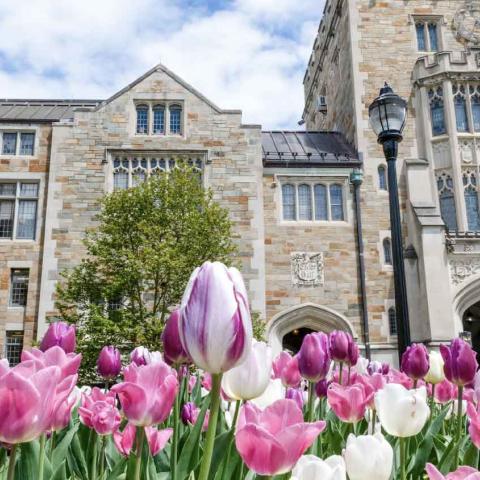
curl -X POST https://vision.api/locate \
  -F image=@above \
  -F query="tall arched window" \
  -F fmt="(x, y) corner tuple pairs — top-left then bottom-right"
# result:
(153, 105), (165, 134)
(429, 87), (446, 136)
(282, 184), (296, 220)
(415, 23), (426, 51)
(136, 104), (149, 134)
(388, 307), (397, 336)
(453, 85), (469, 132)
(471, 87), (480, 132)
(329, 184), (344, 221)
(378, 165), (387, 191)
(428, 23), (438, 51)
(437, 173), (457, 232)
(169, 105), (182, 134)
(314, 184), (327, 220)
(298, 184), (312, 220)
(464, 172), (480, 231)
(383, 238), (392, 265)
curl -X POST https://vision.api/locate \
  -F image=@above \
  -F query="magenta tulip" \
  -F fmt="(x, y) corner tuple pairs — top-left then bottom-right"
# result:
(426, 463), (480, 479)
(97, 346), (122, 380)
(297, 332), (331, 382)
(162, 309), (191, 366)
(114, 423), (136, 456)
(130, 346), (162, 366)
(21, 346), (81, 380)
(40, 321), (76, 353)
(49, 375), (79, 431)
(315, 379), (330, 398)
(280, 355), (302, 388)
(111, 361), (178, 426)
(178, 261), (252, 373)
(435, 379), (457, 404)
(347, 340), (360, 367)
(401, 343), (430, 381)
(272, 351), (292, 379)
(440, 338), (478, 387)
(181, 402), (210, 431)
(145, 426), (173, 456)
(329, 330), (352, 363)
(78, 387), (121, 435)
(286, 388), (304, 410)
(327, 382), (373, 423)
(235, 399), (325, 476)
(467, 402), (480, 450)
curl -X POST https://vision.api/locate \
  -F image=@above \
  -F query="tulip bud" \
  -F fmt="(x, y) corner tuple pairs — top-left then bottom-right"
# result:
(329, 330), (352, 363)
(401, 343), (429, 381)
(179, 262), (253, 374)
(280, 355), (302, 388)
(162, 309), (191, 366)
(97, 346), (122, 380)
(297, 332), (331, 382)
(292, 455), (346, 480)
(440, 338), (478, 387)
(347, 340), (359, 367)
(344, 433), (393, 480)
(272, 351), (291, 379)
(130, 346), (162, 366)
(286, 388), (304, 411)
(425, 350), (445, 385)
(40, 321), (76, 353)
(181, 402), (209, 431)
(315, 379), (330, 398)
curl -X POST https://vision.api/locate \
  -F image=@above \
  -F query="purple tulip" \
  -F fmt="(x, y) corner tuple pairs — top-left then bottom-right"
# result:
(178, 262), (252, 374)
(97, 346), (122, 380)
(440, 338), (478, 387)
(286, 388), (304, 410)
(181, 402), (197, 425)
(315, 379), (330, 398)
(40, 321), (76, 353)
(329, 330), (352, 363)
(347, 340), (359, 367)
(367, 361), (390, 376)
(401, 343), (429, 381)
(297, 332), (331, 382)
(162, 309), (191, 366)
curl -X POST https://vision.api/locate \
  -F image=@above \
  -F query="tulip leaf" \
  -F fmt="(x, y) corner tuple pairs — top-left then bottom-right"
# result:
(14, 441), (39, 480)
(462, 440), (479, 467)
(67, 431), (89, 480)
(244, 470), (255, 480)
(105, 457), (128, 480)
(52, 461), (67, 480)
(52, 422), (80, 470)
(207, 431), (230, 480)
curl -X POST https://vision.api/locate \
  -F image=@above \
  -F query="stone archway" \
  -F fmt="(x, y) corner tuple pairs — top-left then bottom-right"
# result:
(266, 303), (357, 355)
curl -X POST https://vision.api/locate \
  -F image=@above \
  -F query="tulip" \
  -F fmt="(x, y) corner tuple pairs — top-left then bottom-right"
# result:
(21, 346), (81, 380)
(144, 426), (173, 456)
(286, 388), (305, 410)
(344, 433), (393, 480)
(40, 321), (76, 353)
(347, 341), (360, 367)
(329, 330), (352, 363)
(375, 384), (430, 437)
(113, 423), (136, 456)
(327, 382), (373, 423)
(250, 378), (284, 409)
(235, 399), (326, 476)
(111, 361), (178, 426)
(367, 361), (389, 376)
(435, 379), (457, 404)
(425, 350), (445, 385)
(78, 388), (121, 435)
(201, 372), (212, 391)
(49, 375), (79, 432)
(162, 309), (191, 366)
(354, 357), (369, 375)
(315, 379), (330, 398)
(291, 454), (346, 480)
(401, 343), (429, 381)
(113, 423), (171, 457)
(130, 346), (162, 366)
(297, 332), (331, 382)
(272, 351), (292, 379)
(386, 368), (413, 389)
(280, 355), (302, 388)
(440, 338), (478, 387)
(181, 402), (210, 431)
(97, 346), (122, 380)
(467, 402), (480, 449)
(426, 463), (480, 480)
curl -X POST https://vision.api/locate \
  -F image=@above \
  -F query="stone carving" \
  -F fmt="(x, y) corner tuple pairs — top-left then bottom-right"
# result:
(450, 257), (480, 285)
(432, 141), (451, 169)
(291, 252), (324, 286)
(453, 0), (480, 46)
(459, 140), (475, 164)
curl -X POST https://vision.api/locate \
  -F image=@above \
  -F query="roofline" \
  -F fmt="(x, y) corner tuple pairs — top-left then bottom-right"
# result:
(0, 99), (101, 104)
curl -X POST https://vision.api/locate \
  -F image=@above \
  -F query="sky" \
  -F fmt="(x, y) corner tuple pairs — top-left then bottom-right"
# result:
(0, 0), (324, 129)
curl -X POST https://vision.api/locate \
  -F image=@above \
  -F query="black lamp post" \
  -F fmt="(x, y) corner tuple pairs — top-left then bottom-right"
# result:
(369, 83), (411, 362)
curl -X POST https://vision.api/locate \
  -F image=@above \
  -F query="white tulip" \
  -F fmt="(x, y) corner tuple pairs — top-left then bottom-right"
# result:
(424, 350), (445, 385)
(222, 340), (272, 401)
(250, 378), (284, 409)
(375, 384), (430, 437)
(354, 356), (369, 375)
(344, 433), (393, 480)
(292, 455), (346, 480)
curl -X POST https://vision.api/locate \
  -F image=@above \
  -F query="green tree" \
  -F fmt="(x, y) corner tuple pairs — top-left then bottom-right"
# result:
(56, 166), (237, 383)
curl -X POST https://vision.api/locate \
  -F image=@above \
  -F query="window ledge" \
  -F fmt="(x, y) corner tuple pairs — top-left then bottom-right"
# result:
(279, 220), (350, 226)
(7, 306), (26, 311)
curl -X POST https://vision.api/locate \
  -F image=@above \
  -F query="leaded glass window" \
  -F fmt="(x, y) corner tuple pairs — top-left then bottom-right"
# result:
(330, 184), (344, 221)
(298, 184), (312, 220)
(415, 19), (441, 51)
(463, 171), (480, 231)
(2, 133), (17, 155)
(388, 307), (397, 336)
(153, 106), (165, 134)
(472, 93), (480, 132)
(453, 85), (469, 132)
(314, 184), (328, 220)
(428, 23), (438, 51)
(437, 173), (457, 231)
(383, 238), (392, 265)
(282, 184), (296, 220)
(378, 165), (387, 191)
(20, 133), (35, 155)
(5, 331), (23, 366)
(429, 87), (446, 136)
(416, 23), (426, 51)
(136, 105), (149, 134)
(170, 105), (182, 134)
(10, 269), (29, 307)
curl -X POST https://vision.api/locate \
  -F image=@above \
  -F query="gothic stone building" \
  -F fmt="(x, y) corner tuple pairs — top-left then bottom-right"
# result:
(2, 0), (480, 365)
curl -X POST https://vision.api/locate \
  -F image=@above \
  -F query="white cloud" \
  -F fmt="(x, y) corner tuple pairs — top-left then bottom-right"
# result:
(0, 0), (324, 128)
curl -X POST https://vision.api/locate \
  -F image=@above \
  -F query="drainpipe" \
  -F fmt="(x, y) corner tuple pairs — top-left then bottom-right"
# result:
(350, 169), (371, 360)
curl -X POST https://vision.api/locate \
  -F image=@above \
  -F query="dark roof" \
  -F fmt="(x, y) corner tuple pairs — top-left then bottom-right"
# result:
(262, 131), (360, 167)
(0, 99), (102, 122)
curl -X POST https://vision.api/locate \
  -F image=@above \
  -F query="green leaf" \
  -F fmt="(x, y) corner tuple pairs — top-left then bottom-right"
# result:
(67, 432), (89, 480)
(208, 431), (231, 480)
(52, 422), (80, 470)
(462, 441), (479, 468)
(14, 442), (39, 480)
(51, 461), (67, 480)
(105, 457), (128, 480)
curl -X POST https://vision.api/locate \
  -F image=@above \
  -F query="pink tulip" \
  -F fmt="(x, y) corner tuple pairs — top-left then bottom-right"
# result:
(145, 426), (173, 456)
(97, 346), (122, 380)
(467, 402), (480, 449)
(111, 361), (178, 426)
(202, 372), (212, 391)
(235, 399), (325, 476)
(21, 346), (81, 380)
(40, 321), (76, 353)
(272, 351), (292, 379)
(130, 347), (162, 366)
(78, 388), (121, 435)
(327, 382), (373, 423)
(114, 423), (136, 456)
(162, 309), (191, 366)
(426, 463), (480, 479)
(188, 375), (198, 393)
(50, 375), (79, 432)
(386, 368), (413, 389)
(285, 388), (304, 410)
(435, 379), (457, 404)
(355, 374), (386, 408)
(280, 355), (302, 388)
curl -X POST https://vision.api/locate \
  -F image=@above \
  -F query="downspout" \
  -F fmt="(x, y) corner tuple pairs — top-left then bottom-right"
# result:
(350, 169), (371, 360)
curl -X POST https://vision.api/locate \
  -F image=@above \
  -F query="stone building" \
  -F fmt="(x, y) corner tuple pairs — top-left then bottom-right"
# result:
(0, 0), (479, 365)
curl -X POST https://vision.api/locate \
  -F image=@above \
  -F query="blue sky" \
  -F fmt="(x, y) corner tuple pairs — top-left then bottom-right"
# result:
(0, 0), (324, 129)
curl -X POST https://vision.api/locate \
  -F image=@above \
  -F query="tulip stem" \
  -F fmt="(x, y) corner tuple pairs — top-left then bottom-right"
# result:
(7, 444), (17, 480)
(38, 434), (46, 480)
(222, 400), (241, 478)
(454, 385), (464, 470)
(171, 378), (180, 480)
(307, 381), (315, 422)
(89, 431), (98, 480)
(134, 427), (145, 480)
(399, 437), (406, 480)
(99, 436), (105, 479)
(198, 373), (223, 480)
(339, 363), (343, 385)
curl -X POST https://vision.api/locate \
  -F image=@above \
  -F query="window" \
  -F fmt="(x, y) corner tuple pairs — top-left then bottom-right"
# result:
(383, 238), (392, 265)
(0, 182), (38, 240)
(463, 171), (480, 231)
(428, 23), (439, 51)
(388, 307), (397, 336)
(112, 154), (203, 191)
(416, 23), (426, 51)
(470, 86), (480, 132)
(453, 84), (469, 132)
(429, 87), (446, 136)
(378, 165), (387, 191)
(10, 269), (29, 307)
(153, 106), (165, 134)
(1, 131), (35, 156)
(5, 331), (23, 366)
(437, 173), (458, 231)
(415, 19), (440, 52)
(281, 181), (345, 222)
(136, 105), (149, 134)
(170, 105), (182, 134)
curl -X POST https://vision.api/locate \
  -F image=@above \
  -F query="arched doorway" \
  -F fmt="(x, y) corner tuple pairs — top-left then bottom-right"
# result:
(462, 304), (480, 363)
(267, 303), (357, 355)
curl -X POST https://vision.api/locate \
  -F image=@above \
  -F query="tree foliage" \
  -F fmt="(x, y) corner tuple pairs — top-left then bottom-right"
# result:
(56, 166), (237, 382)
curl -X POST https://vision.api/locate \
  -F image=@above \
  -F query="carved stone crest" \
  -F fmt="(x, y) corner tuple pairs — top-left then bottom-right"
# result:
(453, 0), (480, 45)
(291, 252), (324, 287)
(449, 257), (480, 285)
